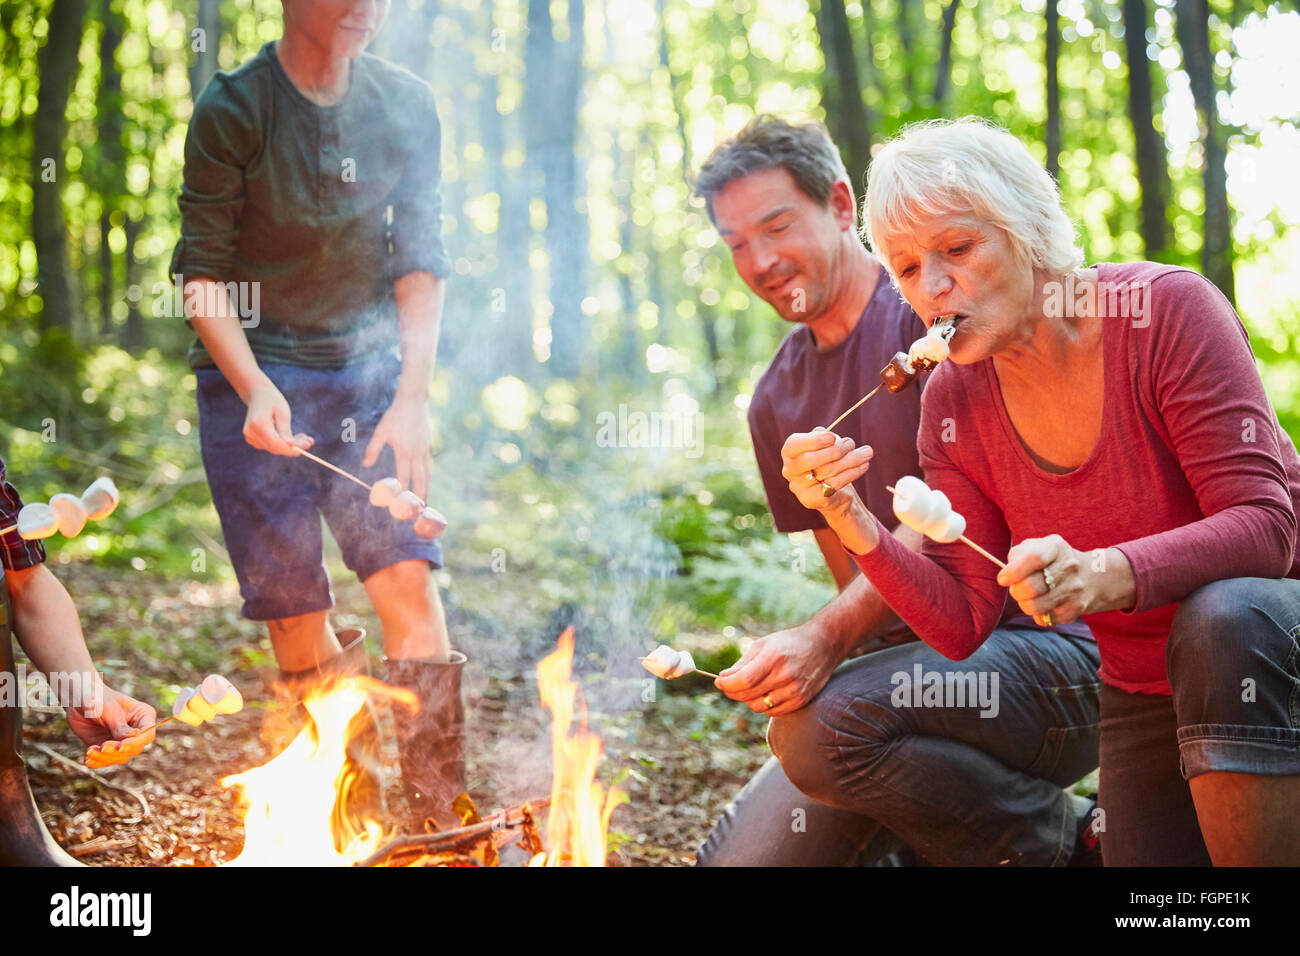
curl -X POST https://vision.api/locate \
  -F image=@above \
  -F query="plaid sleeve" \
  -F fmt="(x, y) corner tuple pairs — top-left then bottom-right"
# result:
(0, 459), (46, 571)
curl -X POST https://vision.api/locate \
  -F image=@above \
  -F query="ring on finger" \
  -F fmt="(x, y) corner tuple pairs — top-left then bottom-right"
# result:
(763, 694), (775, 710)
(1036, 611), (1054, 627)
(807, 469), (835, 497)
(1042, 566), (1057, 593)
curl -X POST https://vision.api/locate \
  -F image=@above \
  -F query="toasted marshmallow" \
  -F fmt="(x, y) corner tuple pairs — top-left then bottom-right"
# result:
(388, 490), (423, 521)
(79, 476), (120, 521)
(16, 503), (59, 540)
(369, 477), (402, 508)
(199, 674), (243, 714)
(172, 686), (204, 726)
(49, 494), (89, 538)
(412, 506), (447, 540)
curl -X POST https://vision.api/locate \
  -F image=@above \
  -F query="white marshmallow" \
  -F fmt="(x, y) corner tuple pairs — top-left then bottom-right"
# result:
(892, 477), (967, 544)
(49, 494), (89, 538)
(641, 645), (695, 679)
(368, 477), (402, 508)
(16, 503), (59, 540)
(931, 510), (967, 543)
(891, 476), (932, 527)
(388, 490), (422, 521)
(80, 477), (120, 521)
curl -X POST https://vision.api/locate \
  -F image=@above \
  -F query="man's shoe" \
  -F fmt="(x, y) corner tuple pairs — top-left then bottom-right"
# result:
(384, 652), (467, 831)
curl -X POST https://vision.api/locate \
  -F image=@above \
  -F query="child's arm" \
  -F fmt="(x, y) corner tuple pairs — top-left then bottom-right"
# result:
(362, 271), (446, 496)
(187, 277), (314, 457)
(6, 564), (156, 756)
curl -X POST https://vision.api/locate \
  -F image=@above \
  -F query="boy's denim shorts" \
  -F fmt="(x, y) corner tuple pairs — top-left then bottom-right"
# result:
(195, 353), (443, 621)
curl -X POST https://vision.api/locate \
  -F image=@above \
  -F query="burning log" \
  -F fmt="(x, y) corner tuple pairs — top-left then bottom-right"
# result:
(356, 798), (552, 867)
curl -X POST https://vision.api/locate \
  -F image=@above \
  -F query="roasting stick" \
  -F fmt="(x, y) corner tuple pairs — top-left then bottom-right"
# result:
(637, 656), (720, 680)
(884, 483), (1007, 570)
(134, 714), (178, 736)
(825, 383), (884, 433)
(295, 448), (375, 493)
(807, 383), (886, 493)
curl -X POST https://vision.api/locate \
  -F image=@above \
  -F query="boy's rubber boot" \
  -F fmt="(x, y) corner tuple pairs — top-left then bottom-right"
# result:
(273, 628), (388, 848)
(384, 651), (467, 831)
(0, 571), (81, 866)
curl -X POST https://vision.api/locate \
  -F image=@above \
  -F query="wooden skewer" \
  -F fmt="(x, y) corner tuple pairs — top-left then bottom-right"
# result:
(825, 382), (884, 432)
(884, 484), (1007, 570)
(811, 383), (887, 497)
(295, 449), (375, 494)
(134, 714), (178, 736)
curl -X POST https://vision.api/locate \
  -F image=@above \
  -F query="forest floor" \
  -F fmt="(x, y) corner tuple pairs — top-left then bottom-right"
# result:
(22, 561), (771, 867)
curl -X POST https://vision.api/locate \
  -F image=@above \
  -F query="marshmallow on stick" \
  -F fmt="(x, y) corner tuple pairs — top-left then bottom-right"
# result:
(172, 674), (244, 726)
(84, 675), (242, 767)
(887, 476), (1007, 569)
(80, 476), (120, 521)
(640, 644), (719, 680)
(5, 476), (120, 540)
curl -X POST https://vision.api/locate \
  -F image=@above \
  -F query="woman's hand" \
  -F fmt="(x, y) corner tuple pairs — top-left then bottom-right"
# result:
(715, 624), (842, 716)
(243, 378), (313, 456)
(363, 394), (432, 498)
(69, 686), (157, 769)
(998, 535), (1135, 625)
(781, 429), (879, 554)
(780, 428), (873, 513)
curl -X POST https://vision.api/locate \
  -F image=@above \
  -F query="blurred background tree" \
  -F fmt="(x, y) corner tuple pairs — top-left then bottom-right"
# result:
(2, 0), (1298, 647)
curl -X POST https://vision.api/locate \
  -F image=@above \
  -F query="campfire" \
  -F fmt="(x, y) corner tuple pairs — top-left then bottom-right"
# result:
(218, 628), (623, 866)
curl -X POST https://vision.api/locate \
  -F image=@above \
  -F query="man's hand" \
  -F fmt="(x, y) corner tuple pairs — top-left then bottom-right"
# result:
(243, 378), (313, 456)
(714, 624), (842, 716)
(70, 687), (157, 769)
(363, 394), (431, 497)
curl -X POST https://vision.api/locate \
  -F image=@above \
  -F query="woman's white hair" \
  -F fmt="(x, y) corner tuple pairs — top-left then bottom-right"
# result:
(862, 118), (1083, 278)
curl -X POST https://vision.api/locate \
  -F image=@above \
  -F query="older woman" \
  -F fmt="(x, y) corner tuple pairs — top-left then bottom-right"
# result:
(774, 117), (1300, 866)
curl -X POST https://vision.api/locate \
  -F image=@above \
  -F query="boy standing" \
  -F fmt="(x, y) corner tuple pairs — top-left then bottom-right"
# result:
(172, 0), (464, 827)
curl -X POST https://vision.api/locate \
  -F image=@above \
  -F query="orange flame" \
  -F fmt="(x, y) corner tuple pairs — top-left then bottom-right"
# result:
(531, 627), (624, 866)
(221, 676), (412, 866)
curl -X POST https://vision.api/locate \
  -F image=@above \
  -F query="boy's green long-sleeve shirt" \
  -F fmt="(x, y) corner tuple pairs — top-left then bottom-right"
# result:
(171, 42), (452, 370)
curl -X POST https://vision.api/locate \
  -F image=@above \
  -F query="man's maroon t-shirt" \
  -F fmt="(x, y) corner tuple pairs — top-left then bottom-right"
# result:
(748, 265), (927, 534)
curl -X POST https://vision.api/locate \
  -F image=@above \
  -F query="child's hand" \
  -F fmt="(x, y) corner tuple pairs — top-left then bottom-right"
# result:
(363, 395), (431, 498)
(70, 687), (157, 768)
(243, 379), (314, 456)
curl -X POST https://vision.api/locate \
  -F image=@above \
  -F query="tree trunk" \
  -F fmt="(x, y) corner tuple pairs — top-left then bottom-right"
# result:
(188, 0), (221, 100)
(525, 0), (587, 377)
(934, 0), (960, 112)
(1045, 0), (1061, 182)
(98, 0), (125, 337)
(897, 0), (916, 98)
(656, 0), (691, 182)
(857, 0), (880, 137)
(31, 0), (88, 333)
(813, 0), (871, 191)
(1174, 0), (1234, 303)
(1122, 0), (1171, 259)
(481, 14), (532, 377)
(120, 216), (144, 350)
